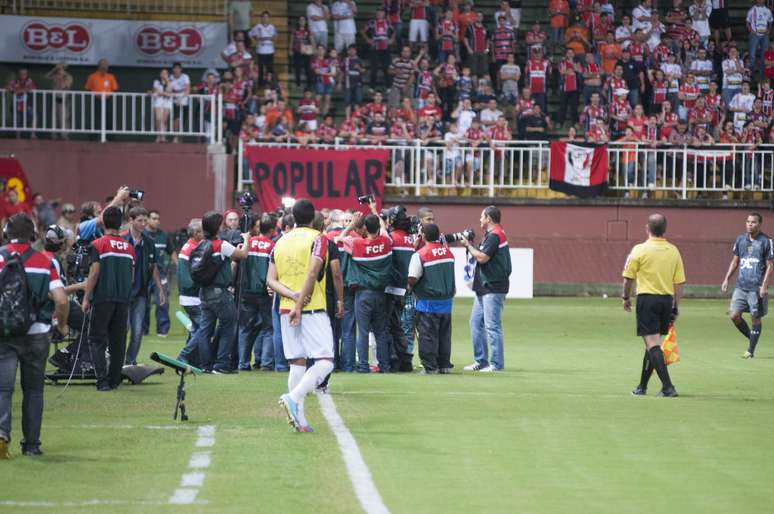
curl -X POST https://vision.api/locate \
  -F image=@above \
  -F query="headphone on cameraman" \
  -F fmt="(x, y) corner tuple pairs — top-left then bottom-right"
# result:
(44, 224), (66, 252)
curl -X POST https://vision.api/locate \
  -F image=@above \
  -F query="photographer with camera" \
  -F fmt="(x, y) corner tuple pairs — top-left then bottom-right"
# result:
(82, 206), (135, 391)
(237, 213), (277, 371)
(176, 219), (204, 368)
(459, 206), (512, 373)
(383, 205), (417, 372)
(187, 211), (249, 374)
(76, 186), (142, 243)
(0, 213), (68, 458)
(408, 223), (456, 374)
(123, 207), (165, 366)
(339, 212), (394, 373)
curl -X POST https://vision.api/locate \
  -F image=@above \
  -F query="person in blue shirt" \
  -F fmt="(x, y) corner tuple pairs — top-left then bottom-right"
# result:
(722, 212), (774, 358)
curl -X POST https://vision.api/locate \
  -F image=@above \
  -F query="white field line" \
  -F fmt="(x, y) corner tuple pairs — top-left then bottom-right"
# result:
(317, 394), (391, 514)
(168, 425), (216, 505)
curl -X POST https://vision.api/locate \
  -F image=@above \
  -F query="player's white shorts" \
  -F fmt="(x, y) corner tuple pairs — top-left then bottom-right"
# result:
(409, 19), (429, 42)
(280, 311), (334, 360)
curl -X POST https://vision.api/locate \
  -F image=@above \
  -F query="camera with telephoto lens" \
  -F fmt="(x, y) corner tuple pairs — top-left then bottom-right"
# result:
(445, 228), (475, 243)
(129, 190), (144, 201)
(381, 205), (421, 235)
(357, 194), (375, 205)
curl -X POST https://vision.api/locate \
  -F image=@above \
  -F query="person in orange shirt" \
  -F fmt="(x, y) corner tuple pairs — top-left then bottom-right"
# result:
(454, 2), (478, 45)
(549, 0), (570, 54)
(84, 59), (119, 93)
(600, 30), (622, 76)
(84, 59), (119, 136)
(265, 98), (295, 131)
(564, 18), (590, 58)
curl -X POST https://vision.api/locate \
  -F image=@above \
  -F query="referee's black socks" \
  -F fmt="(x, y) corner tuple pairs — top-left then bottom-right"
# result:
(638, 350), (654, 390)
(749, 323), (762, 355)
(648, 346), (673, 390)
(734, 318), (751, 339)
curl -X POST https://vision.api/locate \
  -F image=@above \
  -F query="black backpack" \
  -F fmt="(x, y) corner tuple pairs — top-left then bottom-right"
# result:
(190, 239), (220, 287)
(0, 246), (36, 338)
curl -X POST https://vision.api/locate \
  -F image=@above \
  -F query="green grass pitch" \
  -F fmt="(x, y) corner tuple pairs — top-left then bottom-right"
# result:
(1, 297), (772, 514)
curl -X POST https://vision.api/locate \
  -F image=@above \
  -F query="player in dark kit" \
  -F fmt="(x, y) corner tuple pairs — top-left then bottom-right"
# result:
(721, 213), (774, 358)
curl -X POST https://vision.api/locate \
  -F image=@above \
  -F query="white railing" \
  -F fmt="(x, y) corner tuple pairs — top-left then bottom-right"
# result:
(239, 140), (774, 199)
(11, 0), (227, 15)
(607, 142), (774, 197)
(0, 89), (219, 143)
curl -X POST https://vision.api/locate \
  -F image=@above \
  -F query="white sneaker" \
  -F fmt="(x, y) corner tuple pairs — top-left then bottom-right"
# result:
(463, 362), (482, 371)
(479, 365), (500, 373)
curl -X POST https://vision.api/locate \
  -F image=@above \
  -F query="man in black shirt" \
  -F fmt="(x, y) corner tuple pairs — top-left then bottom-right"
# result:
(460, 206), (512, 372)
(619, 50), (646, 107)
(523, 104), (549, 140)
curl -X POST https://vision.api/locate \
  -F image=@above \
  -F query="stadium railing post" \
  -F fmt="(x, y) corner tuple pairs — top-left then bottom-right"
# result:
(100, 93), (106, 143)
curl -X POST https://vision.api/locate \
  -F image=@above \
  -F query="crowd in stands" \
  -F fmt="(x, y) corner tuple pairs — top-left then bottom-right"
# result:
(230, 0), (774, 150)
(4, 0), (774, 151)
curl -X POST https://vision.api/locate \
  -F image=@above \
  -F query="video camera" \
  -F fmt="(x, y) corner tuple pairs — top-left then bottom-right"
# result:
(381, 205), (420, 235)
(445, 228), (476, 243)
(357, 194), (375, 205)
(129, 189), (144, 201)
(238, 191), (255, 211)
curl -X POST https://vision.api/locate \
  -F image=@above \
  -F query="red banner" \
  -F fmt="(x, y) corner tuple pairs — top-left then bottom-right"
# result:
(245, 147), (389, 212)
(0, 157), (33, 207)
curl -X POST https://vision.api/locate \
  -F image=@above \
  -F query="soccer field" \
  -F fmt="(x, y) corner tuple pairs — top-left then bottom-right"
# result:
(1, 297), (773, 514)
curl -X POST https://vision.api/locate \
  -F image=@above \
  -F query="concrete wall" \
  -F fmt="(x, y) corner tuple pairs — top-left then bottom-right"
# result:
(0, 139), (232, 228)
(391, 202), (754, 286)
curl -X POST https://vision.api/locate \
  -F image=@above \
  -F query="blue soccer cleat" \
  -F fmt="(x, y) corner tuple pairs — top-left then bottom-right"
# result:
(279, 394), (301, 431)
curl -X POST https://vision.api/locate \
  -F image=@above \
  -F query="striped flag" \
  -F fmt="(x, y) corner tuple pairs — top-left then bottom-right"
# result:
(549, 141), (608, 198)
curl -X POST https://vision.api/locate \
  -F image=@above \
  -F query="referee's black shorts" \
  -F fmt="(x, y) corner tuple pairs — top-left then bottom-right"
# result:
(635, 294), (673, 336)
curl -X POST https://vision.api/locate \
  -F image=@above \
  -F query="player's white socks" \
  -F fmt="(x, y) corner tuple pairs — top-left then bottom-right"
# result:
(289, 360), (334, 405)
(288, 364), (305, 392)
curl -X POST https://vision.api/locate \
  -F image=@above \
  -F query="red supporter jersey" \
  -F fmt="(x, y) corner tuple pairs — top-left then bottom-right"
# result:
(317, 123), (338, 142)
(526, 59), (550, 94)
(467, 25), (488, 53)
(680, 83), (700, 108)
(437, 20), (458, 51)
(629, 116), (646, 138)
(298, 98), (319, 121)
(418, 104), (442, 119)
(651, 80), (668, 105)
(411, 1), (426, 20)
(367, 19), (392, 50)
(492, 27), (515, 61)
(558, 60), (578, 92)
(611, 99), (632, 131)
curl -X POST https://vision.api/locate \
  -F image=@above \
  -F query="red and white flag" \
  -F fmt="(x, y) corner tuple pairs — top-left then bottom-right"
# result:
(549, 141), (608, 198)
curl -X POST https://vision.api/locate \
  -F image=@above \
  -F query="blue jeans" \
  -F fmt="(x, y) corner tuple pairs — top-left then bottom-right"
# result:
(355, 289), (391, 372)
(748, 33), (769, 77)
(238, 296), (274, 370)
(189, 289), (236, 371)
(0, 333), (49, 449)
(178, 304), (203, 367)
(149, 279), (170, 335)
(126, 294), (148, 364)
(340, 288), (357, 371)
(272, 294), (288, 371)
(470, 293), (506, 369)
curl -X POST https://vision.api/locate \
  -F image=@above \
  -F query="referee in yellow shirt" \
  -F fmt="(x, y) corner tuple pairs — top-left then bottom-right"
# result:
(622, 214), (686, 397)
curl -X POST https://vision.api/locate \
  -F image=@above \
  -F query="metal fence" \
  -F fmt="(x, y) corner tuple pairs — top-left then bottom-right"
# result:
(239, 140), (774, 199)
(0, 89), (220, 143)
(9, 0), (227, 15)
